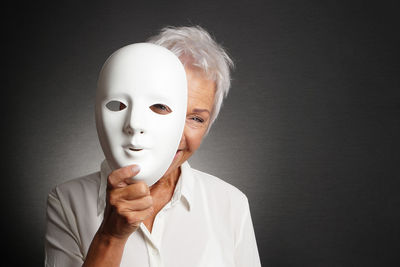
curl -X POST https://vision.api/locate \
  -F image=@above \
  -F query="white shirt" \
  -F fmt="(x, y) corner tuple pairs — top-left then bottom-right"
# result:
(45, 160), (261, 267)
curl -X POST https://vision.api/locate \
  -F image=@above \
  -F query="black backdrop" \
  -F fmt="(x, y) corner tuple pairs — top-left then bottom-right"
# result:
(3, 0), (400, 266)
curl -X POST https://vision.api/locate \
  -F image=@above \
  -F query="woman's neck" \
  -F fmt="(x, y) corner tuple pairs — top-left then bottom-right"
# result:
(144, 167), (181, 233)
(150, 166), (181, 192)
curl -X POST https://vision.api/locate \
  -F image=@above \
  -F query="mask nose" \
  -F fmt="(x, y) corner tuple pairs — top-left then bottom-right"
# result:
(125, 126), (144, 135)
(124, 105), (146, 136)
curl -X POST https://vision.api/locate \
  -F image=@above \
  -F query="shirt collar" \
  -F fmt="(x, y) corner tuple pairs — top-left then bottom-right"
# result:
(180, 161), (194, 211)
(98, 160), (111, 216)
(98, 160), (195, 216)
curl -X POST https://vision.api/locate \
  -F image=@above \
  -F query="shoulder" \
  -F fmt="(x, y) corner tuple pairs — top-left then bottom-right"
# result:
(46, 172), (104, 259)
(192, 168), (246, 196)
(48, 172), (101, 204)
(190, 167), (249, 210)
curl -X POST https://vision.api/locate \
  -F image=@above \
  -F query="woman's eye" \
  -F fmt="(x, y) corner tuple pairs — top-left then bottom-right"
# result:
(150, 104), (172, 115)
(106, 101), (127, 111)
(190, 116), (204, 123)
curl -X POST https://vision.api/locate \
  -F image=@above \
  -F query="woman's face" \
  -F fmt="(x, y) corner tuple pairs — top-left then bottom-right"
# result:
(163, 65), (216, 176)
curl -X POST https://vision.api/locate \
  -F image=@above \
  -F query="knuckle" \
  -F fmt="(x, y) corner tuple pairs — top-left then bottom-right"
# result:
(108, 194), (116, 206)
(138, 182), (149, 195)
(108, 192), (119, 206)
(116, 205), (125, 215)
(108, 168), (131, 188)
(107, 175), (115, 188)
(126, 213), (140, 225)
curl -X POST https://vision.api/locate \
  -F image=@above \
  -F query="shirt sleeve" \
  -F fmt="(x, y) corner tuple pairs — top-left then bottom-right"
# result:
(45, 188), (84, 267)
(234, 197), (262, 267)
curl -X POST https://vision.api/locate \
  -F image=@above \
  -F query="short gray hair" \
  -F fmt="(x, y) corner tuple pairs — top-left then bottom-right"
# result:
(147, 26), (234, 128)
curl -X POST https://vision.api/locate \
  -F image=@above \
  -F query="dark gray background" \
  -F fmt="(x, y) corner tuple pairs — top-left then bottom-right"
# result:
(3, 0), (399, 266)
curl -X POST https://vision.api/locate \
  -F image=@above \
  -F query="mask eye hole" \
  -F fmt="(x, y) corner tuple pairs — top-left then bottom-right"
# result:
(106, 101), (127, 111)
(149, 104), (172, 115)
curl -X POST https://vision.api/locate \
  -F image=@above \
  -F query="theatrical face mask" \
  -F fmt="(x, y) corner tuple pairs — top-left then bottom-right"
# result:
(95, 43), (187, 186)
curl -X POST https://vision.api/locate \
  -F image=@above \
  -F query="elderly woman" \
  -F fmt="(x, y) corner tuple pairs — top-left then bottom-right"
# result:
(45, 26), (261, 267)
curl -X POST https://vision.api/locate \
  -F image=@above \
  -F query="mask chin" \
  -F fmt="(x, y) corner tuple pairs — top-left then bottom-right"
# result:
(95, 43), (187, 185)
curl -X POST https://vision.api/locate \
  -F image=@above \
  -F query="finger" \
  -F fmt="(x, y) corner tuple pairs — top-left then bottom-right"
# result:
(112, 182), (150, 201)
(117, 195), (153, 211)
(108, 165), (141, 188)
(124, 176), (146, 185)
(124, 207), (154, 225)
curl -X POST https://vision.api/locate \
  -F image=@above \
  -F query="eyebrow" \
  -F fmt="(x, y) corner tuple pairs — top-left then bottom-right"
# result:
(192, 108), (210, 114)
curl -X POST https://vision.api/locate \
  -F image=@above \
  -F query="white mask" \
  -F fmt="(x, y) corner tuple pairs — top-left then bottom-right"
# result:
(95, 43), (187, 186)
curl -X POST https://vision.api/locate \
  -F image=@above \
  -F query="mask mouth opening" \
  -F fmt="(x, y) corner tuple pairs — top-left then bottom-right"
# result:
(129, 147), (143, 152)
(123, 144), (147, 152)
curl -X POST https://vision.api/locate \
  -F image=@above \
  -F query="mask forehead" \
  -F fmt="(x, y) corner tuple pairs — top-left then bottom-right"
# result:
(97, 44), (185, 104)
(95, 43), (187, 186)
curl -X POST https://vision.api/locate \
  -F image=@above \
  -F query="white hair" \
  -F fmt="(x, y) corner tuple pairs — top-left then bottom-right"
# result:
(147, 26), (234, 128)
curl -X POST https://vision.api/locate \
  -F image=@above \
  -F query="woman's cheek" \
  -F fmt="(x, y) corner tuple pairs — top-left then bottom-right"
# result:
(194, 131), (207, 152)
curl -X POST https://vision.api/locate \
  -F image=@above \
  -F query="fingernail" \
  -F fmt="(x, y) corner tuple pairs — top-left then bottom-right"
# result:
(132, 165), (140, 173)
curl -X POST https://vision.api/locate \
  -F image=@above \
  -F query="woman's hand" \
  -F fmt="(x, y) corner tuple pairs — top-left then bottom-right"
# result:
(99, 165), (154, 240)
(83, 165), (153, 266)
